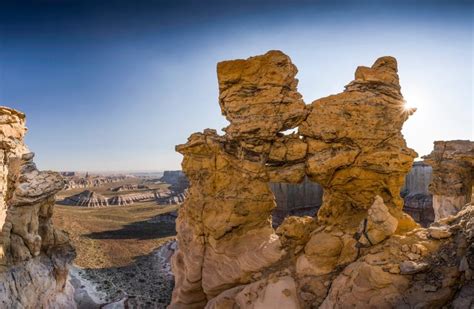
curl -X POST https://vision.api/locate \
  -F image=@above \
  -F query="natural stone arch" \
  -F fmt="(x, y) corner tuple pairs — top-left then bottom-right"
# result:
(170, 50), (419, 307)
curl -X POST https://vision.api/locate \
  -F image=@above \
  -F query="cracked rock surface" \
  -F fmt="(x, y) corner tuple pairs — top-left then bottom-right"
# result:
(169, 51), (474, 308)
(0, 106), (75, 308)
(424, 140), (474, 221)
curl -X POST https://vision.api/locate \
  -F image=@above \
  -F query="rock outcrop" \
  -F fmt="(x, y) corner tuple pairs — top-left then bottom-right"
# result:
(170, 51), (474, 308)
(0, 107), (75, 308)
(63, 175), (127, 190)
(61, 190), (109, 207)
(61, 190), (160, 207)
(156, 192), (186, 205)
(108, 192), (156, 205)
(109, 184), (149, 192)
(423, 140), (474, 220)
(271, 163), (434, 228)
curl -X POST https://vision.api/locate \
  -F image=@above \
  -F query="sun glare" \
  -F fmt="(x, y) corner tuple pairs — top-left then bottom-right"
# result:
(403, 99), (416, 111)
(402, 90), (424, 112)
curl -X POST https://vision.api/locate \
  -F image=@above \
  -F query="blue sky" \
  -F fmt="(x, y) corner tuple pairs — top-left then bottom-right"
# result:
(0, 0), (472, 172)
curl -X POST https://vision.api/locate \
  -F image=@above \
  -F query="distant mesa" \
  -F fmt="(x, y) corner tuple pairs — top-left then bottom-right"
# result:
(108, 192), (156, 205)
(109, 184), (150, 192)
(61, 190), (109, 207)
(60, 189), (186, 207)
(159, 170), (189, 194)
(63, 175), (128, 190)
(159, 170), (185, 184)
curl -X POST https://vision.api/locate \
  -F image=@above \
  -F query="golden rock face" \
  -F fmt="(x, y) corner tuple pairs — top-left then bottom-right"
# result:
(170, 51), (473, 308)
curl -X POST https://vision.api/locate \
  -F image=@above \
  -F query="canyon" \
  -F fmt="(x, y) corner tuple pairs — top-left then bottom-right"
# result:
(169, 51), (474, 308)
(0, 51), (472, 309)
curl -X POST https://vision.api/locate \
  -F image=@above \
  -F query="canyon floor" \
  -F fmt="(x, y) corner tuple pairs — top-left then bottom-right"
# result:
(53, 190), (178, 308)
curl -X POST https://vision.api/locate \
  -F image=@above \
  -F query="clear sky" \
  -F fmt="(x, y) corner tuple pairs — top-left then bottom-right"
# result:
(0, 0), (472, 172)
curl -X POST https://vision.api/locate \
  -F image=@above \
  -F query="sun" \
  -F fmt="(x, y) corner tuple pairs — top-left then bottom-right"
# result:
(403, 99), (417, 112)
(402, 89), (423, 113)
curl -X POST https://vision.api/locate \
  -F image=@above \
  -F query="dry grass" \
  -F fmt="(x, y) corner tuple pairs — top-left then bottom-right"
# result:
(53, 202), (177, 269)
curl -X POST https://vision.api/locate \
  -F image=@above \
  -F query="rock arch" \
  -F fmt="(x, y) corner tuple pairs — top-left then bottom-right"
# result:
(170, 51), (419, 307)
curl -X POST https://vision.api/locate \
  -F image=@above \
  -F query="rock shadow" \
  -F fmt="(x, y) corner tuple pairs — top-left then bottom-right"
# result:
(72, 241), (176, 308)
(85, 219), (176, 240)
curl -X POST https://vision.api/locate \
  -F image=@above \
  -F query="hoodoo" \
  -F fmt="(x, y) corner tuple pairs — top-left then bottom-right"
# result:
(0, 107), (75, 308)
(170, 51), (474, 308)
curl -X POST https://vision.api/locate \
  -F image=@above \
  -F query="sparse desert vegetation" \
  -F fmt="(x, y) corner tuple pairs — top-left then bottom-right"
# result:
(53, 202), (177, 268)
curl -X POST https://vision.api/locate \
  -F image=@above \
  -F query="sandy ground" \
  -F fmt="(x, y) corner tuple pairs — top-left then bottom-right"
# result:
(53, 202), (178, 307)
(53, 203), (177, 268)
(70, 241), (176, 308)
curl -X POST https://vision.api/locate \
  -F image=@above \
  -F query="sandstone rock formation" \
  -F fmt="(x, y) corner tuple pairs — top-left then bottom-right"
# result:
(109, 184), (149, 192)
(108, 192), (156, 205)
(424, 140), (474, 220)
(0, 107), (75, 308)
(61, 190), (109, 207)
(170, 51), (474, 308)
(63, 175), (127, 190)
(117, 184), (148, 192)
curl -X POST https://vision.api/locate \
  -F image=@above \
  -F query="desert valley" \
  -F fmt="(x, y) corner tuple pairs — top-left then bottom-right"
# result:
(0, 50), (472, 309)
(53, 172), (185, 307)
(0, 1), (472, 308)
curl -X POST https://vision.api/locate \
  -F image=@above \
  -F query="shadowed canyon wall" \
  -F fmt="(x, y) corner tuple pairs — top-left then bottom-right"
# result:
(270, 177), (323, 226)
(271, 162), (434, 227)
(0, 107), (75, 308)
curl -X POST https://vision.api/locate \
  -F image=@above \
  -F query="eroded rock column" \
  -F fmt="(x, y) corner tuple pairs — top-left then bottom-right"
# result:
(0, 107), (75, 308)
(170, 51), (426, 308)
(423, 140), (474, 220)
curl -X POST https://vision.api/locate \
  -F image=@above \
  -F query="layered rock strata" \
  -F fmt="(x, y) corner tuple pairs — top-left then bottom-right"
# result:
(402, 161), (434, 226)
(0, 107), (75, 308)
(61, 190), (109, 207)
(63, 175), (127, 190)
(424, 140), (474, 220)
(108, 192), (156, 205)
(109, 184), (149, 192)
(170, 51), (473, 308)
(270, 177), (323, 227)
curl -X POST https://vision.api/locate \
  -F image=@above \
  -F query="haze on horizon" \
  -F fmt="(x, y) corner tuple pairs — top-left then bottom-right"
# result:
(0, 0), (472, 172)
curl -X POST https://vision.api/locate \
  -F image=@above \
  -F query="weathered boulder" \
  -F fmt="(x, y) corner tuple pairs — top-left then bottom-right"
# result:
(424, 140), (474, 220)
(217, 50), (307, 142)
(0, 106), (75, 308)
